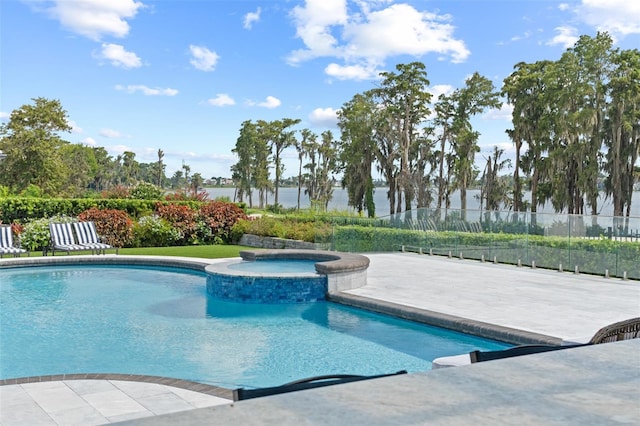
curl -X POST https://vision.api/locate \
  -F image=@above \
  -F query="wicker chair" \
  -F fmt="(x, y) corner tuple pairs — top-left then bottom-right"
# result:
(469, 317), (640, 363)
(588, 317), (640, 344)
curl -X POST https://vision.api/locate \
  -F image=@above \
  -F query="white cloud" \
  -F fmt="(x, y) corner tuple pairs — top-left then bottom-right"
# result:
(80, 137), (97, 146)
(558, 3), (571, 12)
(115, 84), (178, 96)
(576, 0), (640, 37)
(479, 143), (516, 159)
(189, 45), (219, 71)
(287, 0), (469, 80)
(67, 120), (83, 133)
(36, 0), (144, 41)
(100, 128), (122, 138)
(308, 107), (338, 128)
(108, 144), (132, 154)
(288, 0), (349, 64)
(208, 94), (236, 106)
(0, 111), (10, 121)
(428, 84), (454, 99)
(248, 96), (281, 109)
(325, 63), (379, 80)
(96, 43), (142, 68)
(244, 7), (261, 29)
(546, 26), (579, 48)
(343, 4), (469, 63)
(483, 103), (513, 121)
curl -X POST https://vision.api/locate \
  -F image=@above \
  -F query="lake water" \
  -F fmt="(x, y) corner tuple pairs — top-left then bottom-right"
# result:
(206, 187), (640, 218)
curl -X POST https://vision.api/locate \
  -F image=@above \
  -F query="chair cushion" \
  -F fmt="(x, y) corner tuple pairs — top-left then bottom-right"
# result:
(432, 354), (471, 369)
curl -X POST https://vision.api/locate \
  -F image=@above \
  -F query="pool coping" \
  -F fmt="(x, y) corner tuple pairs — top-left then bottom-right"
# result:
(0, 373), (234, 399)
(328, 292), (562, 345)
(239, 249), (370, 274)
(0, 254), (218, 271)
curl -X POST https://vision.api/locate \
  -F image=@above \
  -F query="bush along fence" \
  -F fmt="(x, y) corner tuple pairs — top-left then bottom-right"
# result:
(0, 197), (210, 223)
(9, 201), (247, 252)
(321, 207), (640, 280)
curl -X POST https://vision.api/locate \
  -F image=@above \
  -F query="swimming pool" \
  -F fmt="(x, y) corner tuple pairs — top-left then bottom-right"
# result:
(0, 265), (511, 389)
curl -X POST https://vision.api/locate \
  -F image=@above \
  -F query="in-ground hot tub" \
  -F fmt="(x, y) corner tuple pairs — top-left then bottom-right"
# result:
(205, 249), (369, 303)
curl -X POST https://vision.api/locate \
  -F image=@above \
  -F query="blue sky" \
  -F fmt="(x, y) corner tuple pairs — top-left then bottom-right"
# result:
(2, 0), (639, 180)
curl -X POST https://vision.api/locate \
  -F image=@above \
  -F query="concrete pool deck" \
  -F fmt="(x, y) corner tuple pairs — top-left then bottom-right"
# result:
(1, 252), (639, 424)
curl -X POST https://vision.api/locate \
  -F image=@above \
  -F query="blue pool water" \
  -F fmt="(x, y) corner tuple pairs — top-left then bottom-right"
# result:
(0, 265), (511, 388)
(227, 259), (318, 273)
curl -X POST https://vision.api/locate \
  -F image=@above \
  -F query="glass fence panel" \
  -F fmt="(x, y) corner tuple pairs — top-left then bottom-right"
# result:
(320, 208), (639, 279)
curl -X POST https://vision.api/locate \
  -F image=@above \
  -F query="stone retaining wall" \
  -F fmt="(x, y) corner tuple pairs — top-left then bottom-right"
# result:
(238, 234), (328, 250)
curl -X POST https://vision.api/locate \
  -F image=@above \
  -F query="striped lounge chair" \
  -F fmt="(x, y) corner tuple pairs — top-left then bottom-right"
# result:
(0, 225), (28, 258)
(49, 222), (91, 255)
(73, 221), (115, 254)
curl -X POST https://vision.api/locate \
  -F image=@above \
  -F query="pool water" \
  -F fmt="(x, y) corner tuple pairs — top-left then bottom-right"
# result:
(0, 265), (510, 388)
(227, 259), (318, 273)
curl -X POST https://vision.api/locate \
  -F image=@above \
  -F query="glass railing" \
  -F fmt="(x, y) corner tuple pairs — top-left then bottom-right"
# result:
(318, 208), (640, 280)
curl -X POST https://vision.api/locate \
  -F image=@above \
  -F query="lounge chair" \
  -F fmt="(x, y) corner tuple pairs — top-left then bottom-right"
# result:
(73, 221), (116, 254)
(233, 371), (407, 401)
(0, 225), (28, 258)
(433, 317), (640, 368)
(48, 222), (91, 255)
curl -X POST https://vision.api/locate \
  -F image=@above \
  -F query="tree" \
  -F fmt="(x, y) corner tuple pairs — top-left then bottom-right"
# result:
(315, 130), (339, 210)
(503, 60), (554, 223)
(370, 62), (432, 214)
(191, 173), (204, 196)
(546, 33), (614, 215)
(295, 129), (314, 210)
(182, 162), (191, 193)
(257, 118), (301, 206)
(170, 170), (184, 189)
(603, 47), (640, 222)
(121, 151), (139, 186)
(252, 126), (272, 209)
(478, 146), (511, 214)
(60, 143), (97, 197)
(411, 128), (435, 213)
(90, 147), (113, 192)
(302, 131), (319, 206)
(449, 72), (501, 219)
(152, 149), (166, 188)
(231, 120), (258, 206)
(433, 94), (457, 212)
(0, 97), (71, 195)
(337, 93), (377, 216)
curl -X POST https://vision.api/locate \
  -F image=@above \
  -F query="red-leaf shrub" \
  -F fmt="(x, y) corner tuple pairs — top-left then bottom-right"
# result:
(198, 201), (248, 243)
(11, 222), (24, 235)
(78, 208), (134, 247)
(164, 190), (209, 201)
(155, 203), (199, 244)
(100, 185), (131, 199)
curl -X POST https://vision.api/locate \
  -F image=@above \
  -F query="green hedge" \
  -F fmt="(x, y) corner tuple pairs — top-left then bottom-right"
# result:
(331, 226), (640, 279)
(0, 197), (203, 223)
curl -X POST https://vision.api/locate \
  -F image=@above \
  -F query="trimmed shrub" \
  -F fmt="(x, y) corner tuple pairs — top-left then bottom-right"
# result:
(198, 201), (248, 243)
(129, 182), (165, 200)
(0, 197), (214, 223)
(131, 216), (181, 247)
(155, 203), (199, 244)
(78, 208), (134, 248)
(164, 190), (209, 201)
(20, 215), (76, 252)
(101, 186), (131, 199)
(231, 215), (329, 243)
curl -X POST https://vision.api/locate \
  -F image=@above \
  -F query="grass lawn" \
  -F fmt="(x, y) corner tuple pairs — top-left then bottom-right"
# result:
(18, 245), (254, 259)
(119, 244), (253, 258)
